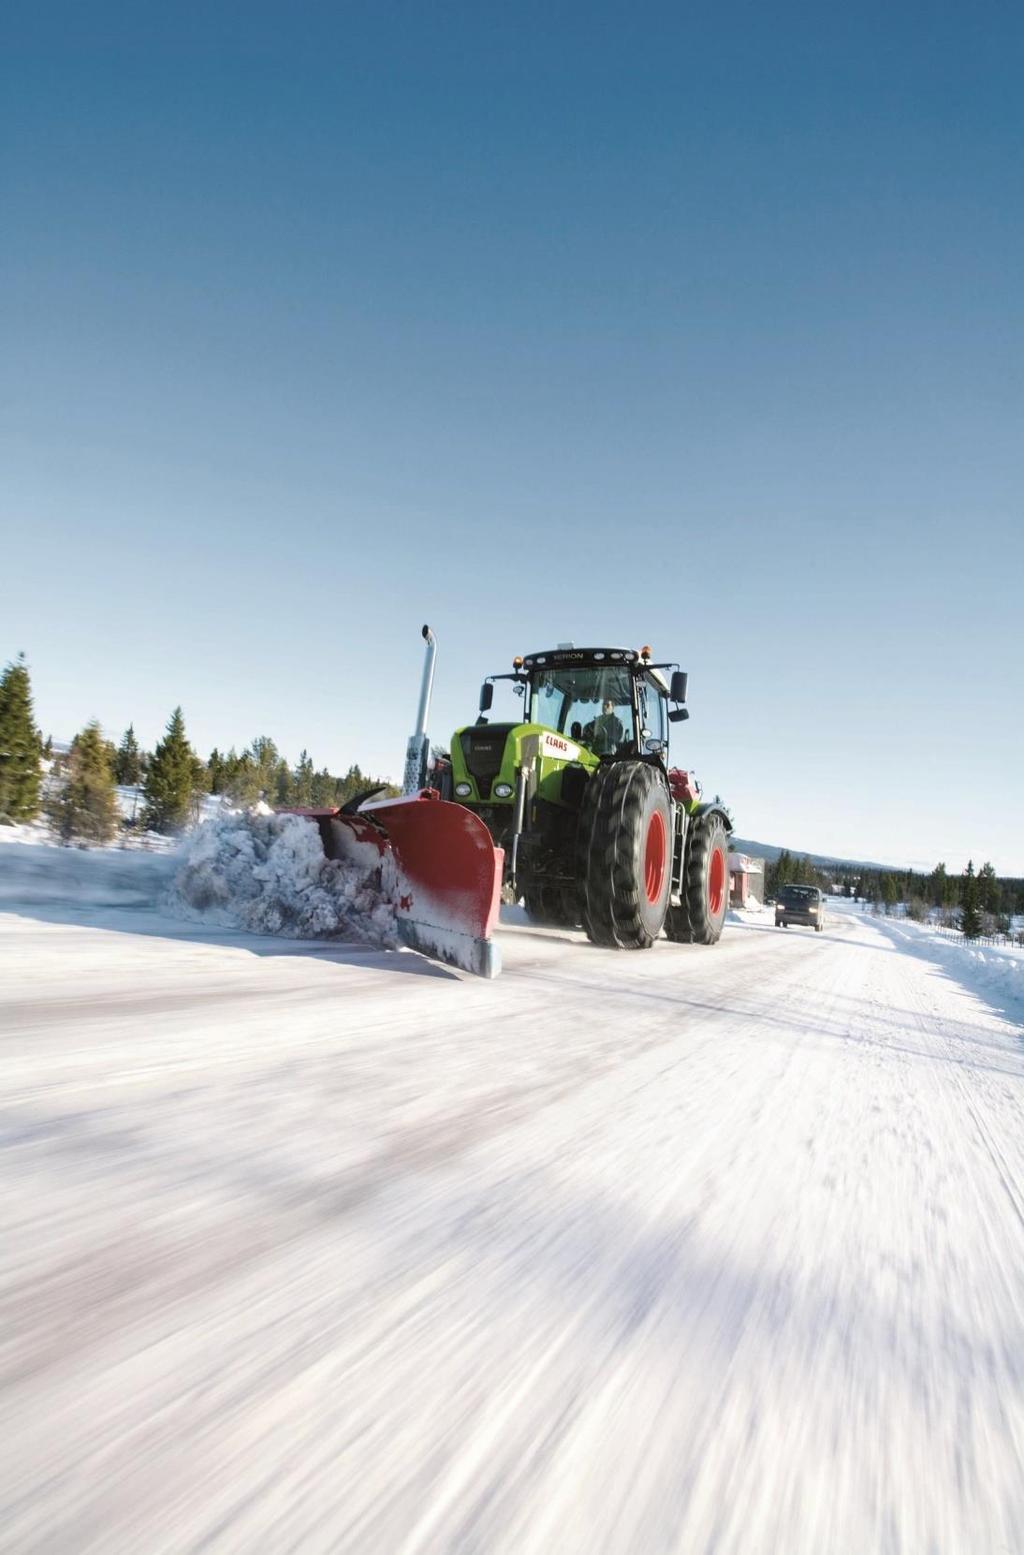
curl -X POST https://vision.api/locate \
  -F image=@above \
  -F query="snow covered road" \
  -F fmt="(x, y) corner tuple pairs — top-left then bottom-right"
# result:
(2, 883), (1023, 1553)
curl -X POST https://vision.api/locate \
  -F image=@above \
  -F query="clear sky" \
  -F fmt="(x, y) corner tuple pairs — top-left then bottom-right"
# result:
(2, 2), (1022, 872)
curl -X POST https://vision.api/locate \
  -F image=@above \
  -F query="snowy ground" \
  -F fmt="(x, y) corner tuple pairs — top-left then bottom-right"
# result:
(2, 852), (1023, 1553)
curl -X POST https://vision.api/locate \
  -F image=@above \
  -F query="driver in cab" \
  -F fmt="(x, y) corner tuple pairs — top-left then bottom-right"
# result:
(590, 698), (624, 754)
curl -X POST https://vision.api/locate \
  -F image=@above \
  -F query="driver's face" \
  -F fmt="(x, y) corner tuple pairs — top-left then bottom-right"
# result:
(602, 700), (614, 712)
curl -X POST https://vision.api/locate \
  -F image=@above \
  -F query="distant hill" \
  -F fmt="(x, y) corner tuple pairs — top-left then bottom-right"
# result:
(730, 837), (897, 873)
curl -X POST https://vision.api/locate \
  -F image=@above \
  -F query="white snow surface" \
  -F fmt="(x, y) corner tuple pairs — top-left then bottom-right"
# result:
(1, 872), (1024, 1552)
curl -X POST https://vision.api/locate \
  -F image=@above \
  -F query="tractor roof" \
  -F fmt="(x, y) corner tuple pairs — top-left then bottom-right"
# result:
(522, 647), (640, 670)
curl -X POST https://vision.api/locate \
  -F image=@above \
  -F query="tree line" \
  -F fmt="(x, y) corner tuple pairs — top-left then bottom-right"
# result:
(763, 846), (1023, 940)
(0, 653), (397, 846)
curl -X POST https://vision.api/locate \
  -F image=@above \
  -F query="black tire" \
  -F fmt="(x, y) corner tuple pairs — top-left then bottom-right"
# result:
(665, 812), (729, 945)
(576, 761), (672, 948)
(522, 883), (579, 928)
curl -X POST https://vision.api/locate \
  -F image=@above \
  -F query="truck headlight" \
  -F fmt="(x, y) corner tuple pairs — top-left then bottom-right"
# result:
(455, 782), (472, 797)
(493, 782), (513, 798)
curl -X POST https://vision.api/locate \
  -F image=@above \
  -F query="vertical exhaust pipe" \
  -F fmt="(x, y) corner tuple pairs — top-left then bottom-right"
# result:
(402, 624), (437, 795)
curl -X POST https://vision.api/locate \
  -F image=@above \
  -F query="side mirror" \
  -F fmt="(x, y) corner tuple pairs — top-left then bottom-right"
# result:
(670, 670), (688, 704)
(668, 708), (690, 723)
(479, 681), (494, 712)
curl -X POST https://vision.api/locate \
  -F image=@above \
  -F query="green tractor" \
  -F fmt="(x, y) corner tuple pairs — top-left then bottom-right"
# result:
(292, 632), (732, 978)
(442, 643), (732, 951)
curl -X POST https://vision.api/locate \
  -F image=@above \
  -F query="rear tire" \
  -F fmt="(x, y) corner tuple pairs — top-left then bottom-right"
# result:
(665, 812), (729, 945)
(576, 762), (672, 948)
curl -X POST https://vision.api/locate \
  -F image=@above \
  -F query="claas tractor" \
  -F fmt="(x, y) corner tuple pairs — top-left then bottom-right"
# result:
(287, 628), (732, 979)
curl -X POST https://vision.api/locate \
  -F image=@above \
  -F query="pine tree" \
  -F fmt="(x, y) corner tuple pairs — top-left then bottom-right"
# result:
(928, 863), (948, 908)
(274, 758), (292, 806)
(0, 653), (42, 823)
(978, 862), (1000, 916)
(114, 724), (142, 787)
(46, 722), (120, 845)
(207, 748), (226, 794)
(311, 766), (334, 806)
(222, 749), (261, 805)
(960, 860), (982, 939)
(143, 707), (198, 832)
(293, 749), (314, 807)
(248, 736), (281, 800)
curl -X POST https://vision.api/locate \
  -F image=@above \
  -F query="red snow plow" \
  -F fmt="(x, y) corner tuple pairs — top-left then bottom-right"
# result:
(290, 790), (502, 978)
(283, 627), (504, 978)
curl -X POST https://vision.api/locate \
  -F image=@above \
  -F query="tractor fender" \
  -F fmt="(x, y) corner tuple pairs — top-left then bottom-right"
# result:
(690, 800), (734, 833)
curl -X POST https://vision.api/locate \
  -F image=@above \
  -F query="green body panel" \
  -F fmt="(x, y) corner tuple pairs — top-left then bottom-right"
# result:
(450, 721), (600, 806)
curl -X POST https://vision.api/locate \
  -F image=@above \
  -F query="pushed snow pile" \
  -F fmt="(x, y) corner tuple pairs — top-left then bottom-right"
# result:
(170, 811), (399, 947)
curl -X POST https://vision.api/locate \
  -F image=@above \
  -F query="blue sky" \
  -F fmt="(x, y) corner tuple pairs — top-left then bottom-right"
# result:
(2, 2), (1022, 871)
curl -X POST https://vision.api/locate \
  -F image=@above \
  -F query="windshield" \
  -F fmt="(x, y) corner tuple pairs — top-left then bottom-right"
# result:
(530, 667), (634, 755)
(779, 886), (817, 901)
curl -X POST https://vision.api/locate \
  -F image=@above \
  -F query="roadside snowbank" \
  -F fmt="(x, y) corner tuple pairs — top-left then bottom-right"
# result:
(0, 835), (177, 907)
(0, 812), (399, 950)
(878, 916), (1024, 1025)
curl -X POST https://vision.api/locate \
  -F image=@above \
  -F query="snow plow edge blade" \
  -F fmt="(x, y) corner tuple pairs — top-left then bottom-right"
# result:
(286, 794), (503, 979)
(362, 792), (503, 979)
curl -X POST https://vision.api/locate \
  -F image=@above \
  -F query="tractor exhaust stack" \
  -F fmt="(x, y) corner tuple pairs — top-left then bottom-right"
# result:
(402, 624), (437, 795)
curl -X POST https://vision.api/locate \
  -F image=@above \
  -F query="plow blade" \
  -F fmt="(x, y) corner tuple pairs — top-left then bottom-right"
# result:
(294, 793), (503, 978)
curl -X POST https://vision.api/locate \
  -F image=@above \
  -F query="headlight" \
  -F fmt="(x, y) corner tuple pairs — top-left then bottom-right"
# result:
(493, 782), (513, 799)
(454, 782), (472, 798)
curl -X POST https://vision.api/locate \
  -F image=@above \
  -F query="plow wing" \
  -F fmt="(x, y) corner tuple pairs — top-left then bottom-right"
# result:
(291, 792), (503, 978)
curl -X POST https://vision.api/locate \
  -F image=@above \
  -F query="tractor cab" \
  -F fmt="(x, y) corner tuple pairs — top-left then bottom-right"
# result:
(474, 647), (687, 766)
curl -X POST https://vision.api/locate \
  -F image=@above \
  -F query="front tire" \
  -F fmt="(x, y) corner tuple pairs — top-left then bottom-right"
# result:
(666, 812), (729, 945)
(576, 762), (672, 948)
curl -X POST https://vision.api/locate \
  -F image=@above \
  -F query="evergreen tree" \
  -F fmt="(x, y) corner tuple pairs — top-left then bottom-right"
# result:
(46, 721), (120, 845)
(206, 748), (225, 794)
(311, 766), (334, 806)
(143, 707), (198, 832)
(274, 758), (292, 806)
(293, 749), (314, 807)
(0, 653), (42, 822)
(222, 749), (261, 805)
(978, 862), (1000, 915)
(42, 734), (53, 761)
(881, 872), (900, 915)
(960, 860), (982, 939)
(114, 724), (142, 787)
(248, 736), (281, 800)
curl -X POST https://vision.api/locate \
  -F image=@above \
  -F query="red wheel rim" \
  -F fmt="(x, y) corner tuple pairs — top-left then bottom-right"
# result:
(708, 847), (726, 917)
(644, 810), (667, 903)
